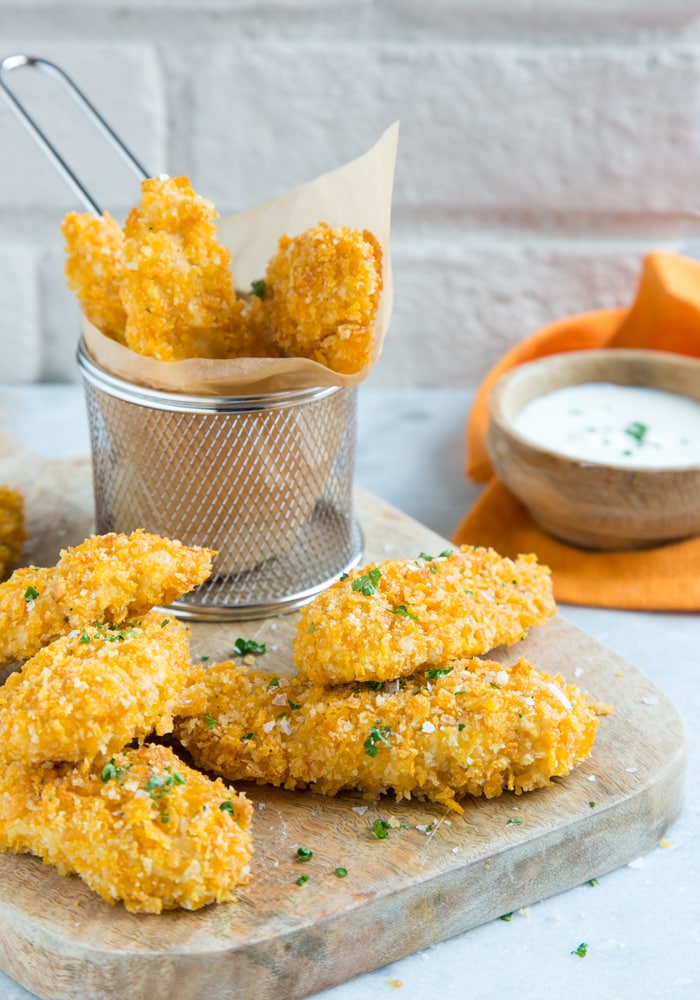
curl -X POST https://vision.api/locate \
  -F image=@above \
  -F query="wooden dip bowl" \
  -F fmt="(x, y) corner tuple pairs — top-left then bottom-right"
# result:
(486, 348), (700, 550)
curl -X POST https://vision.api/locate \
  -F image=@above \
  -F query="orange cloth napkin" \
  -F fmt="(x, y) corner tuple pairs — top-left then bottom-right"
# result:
(453, 251), (700, 610)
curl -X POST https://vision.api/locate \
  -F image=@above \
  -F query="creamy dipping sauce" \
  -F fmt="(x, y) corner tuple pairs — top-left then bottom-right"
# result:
(512, 383), (700, 468)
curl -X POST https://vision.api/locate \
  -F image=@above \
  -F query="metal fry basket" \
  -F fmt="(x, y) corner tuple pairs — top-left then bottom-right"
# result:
(0, 55), (363, 618)
(78, 342), (363, 619)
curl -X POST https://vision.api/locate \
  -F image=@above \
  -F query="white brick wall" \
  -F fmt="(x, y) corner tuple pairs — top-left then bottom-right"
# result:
(0, 1), (699, 386)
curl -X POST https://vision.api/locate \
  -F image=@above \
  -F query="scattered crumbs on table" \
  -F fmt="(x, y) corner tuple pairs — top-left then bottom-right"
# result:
(387, 979), (404, 988)
(256, 801), (266, 810)
(659, 838), (672, 849)
(352, 805), (368, 816)
(519, 907), (531, 917)
(574, 667), (584, 677)
(587, 774), (597, 782)
(628, 857), (645, 869)
(452, 846), (460, 854)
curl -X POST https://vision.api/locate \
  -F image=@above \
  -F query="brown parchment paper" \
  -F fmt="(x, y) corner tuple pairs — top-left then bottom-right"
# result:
(82, 123), (399, 396)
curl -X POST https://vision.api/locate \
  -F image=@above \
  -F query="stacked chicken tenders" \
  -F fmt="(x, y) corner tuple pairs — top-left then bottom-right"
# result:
(176, 547), (602, 815)
(63, 177), (383, 374)
(0, 531), (253, 914)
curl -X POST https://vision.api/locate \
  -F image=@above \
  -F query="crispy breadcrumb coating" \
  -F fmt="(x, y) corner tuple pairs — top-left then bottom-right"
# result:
(263, 223), (383, 374)
(0, 612), (193, 765)
(121, 176), (246, 360)
(175, 657), (599, 813)
(0, 486), (25, 580)
(0, 744), (253, 913)
(0, 530), (214, 669)
(62, 211), (127, 343)
(293, 547), (556, 685)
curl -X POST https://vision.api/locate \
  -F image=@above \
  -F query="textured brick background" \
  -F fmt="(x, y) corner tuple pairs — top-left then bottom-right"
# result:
(0, 1), (699, 385)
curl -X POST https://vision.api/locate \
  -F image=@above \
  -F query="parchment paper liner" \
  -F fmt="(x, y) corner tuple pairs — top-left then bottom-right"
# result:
(81, 122), (398, 395)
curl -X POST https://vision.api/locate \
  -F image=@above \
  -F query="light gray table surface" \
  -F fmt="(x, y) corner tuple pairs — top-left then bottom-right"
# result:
(0, 383), (697, 1000)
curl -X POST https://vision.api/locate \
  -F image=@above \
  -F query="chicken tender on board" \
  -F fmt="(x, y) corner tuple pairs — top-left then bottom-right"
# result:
(0, 486), (26, 580)
(0, 529), (214, 669)
(262, 222), (383, 374)
(62, 211), (127, 343)
(121, 175), (247, 361)
(293, 547), (556, 686)
(0, 744), (253, 913)
(0, 611), (195, 766)
(175, 656), (599, 814)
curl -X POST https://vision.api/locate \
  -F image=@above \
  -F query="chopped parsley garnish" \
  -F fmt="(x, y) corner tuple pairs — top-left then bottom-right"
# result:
(79, 632), (91, 644)
(625, 421), (648, 445)
(242, 732), (254, 741)
(418, 551), (434, 561)
(571, 942), (588, 958)
(335, 866), (348, 878)
(372, 818), (391, 839)
(295, 874), (309, 885)
(250, 278), (266, 300)
(100, 759), (122, 783)
(351, 568), (382, 596)
(362, 680), (384, 691)
(588, 801), (596, 808)
(160, 618), (170, 627)
(388, 604), (418, 620)
(499, 912), (513, 921)
(205, 715), (218, 730)
(267, 677), (280, 689)
(339, 572), (349, 581)
(234, 637), (267, 657)
(464, 589), (474, 596)
(288, 699), (302, 711)
(429, 565), (437, 574)
(588, 878), (599, 887)
(454, 690), (467, 696)
(439, 550), (453, 558)
(296, 847), (313, 862)
(23, 586), (40, 602)
(364, 723), (393, 757)
(219, 800), (234, 815)
(489, 682), (501, 689)
(458, 723), (466, 731)
(200, 655), (210, 662)
(145, 769), (186, 807)
(427, 667), (453, 680)
(506, 817), (523, 826)
(307, 623), (316, 634)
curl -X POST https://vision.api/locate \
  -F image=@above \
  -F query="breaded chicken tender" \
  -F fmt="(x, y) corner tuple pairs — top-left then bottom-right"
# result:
(121, 175), (246, 361)
(0, 486), (25, 580)
(263, 223), (383, 374)
(0, 744), (253, 913)
(62, 211), (127, 343)
(0, 612), (194, 766)
(175, 657), (599, 813)
(0, 530), (214, 669)
(293, 547), (556, 686)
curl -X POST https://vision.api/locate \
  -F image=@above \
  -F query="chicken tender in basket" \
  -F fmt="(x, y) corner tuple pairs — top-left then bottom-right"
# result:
(0, 486), (26, 580)
(0, 611), (197, 766)
(262, 222), (383, 374)
(121, 175), (248, 361)
(0, 529), (214, 669)
(0, 744), (253, 913)
(175, 656), (600, 814)
(293, 547), (556, 686)
(62, 211), (127, 343)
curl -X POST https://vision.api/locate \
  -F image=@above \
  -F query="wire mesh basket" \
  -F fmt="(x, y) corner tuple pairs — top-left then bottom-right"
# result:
(78, 341), (363, 619)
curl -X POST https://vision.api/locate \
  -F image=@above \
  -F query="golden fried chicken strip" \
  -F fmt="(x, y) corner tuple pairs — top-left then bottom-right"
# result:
(293, 547), (556, 685)
(175, 657), (600, 813)
(0, 486), (25, 580)
(0, 744), (253, 913)
(121, 175), (246, 360)
(262, 223), (383, 374)
(0, 530), (214, 669)
(0, 611), (194, 765)
(62, 211), (127, 343)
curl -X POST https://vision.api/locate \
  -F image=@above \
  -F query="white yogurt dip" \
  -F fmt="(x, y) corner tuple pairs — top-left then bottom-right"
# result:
(512, 382), (700, 467)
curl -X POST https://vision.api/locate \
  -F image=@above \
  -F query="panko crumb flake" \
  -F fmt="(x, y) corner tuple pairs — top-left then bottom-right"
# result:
(0, 744), (253, 913)
(0, 529), (214, 668)
(293, 546), (556, 685)
(174, 656), (600, 813)
(0, 486), (26, 581)
(0, 611), (194, 766)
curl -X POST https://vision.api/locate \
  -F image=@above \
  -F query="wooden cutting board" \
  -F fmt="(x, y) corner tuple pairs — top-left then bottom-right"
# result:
(0, 449), (687, 1000)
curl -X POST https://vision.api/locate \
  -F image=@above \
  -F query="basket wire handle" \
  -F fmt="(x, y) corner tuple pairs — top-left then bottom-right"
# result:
(0, 54), (150, 215)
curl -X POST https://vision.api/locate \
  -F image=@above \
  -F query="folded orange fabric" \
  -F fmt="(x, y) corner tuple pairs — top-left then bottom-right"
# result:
(455, 251), (700, 610)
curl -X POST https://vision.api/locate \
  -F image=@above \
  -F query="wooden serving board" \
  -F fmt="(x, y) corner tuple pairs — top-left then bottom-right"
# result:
(0, 447), (687, 1000)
